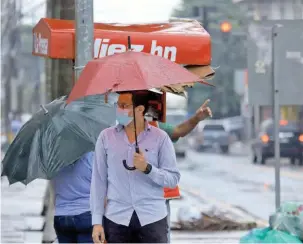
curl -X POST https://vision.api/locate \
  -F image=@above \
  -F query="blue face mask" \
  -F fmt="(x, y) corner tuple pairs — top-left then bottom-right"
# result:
(116, 108), (132, 126)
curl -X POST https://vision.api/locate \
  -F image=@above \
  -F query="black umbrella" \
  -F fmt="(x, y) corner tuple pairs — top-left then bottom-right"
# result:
(1, 95), (116, 185)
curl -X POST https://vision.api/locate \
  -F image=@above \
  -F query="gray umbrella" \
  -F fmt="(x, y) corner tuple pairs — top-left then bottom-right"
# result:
(1, 94), (116, 185)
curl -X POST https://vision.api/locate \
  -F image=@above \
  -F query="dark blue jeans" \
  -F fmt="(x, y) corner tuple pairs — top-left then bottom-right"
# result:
(54, 211), (93, 243)
(103, 211), (168, 243)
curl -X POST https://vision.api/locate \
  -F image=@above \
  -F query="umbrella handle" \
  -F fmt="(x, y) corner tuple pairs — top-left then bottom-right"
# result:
(123, 159), (136, 171)
(40, 105), (49, 114)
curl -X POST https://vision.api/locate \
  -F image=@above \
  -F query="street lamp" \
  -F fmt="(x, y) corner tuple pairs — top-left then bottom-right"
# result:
(220, 21), (232, 43)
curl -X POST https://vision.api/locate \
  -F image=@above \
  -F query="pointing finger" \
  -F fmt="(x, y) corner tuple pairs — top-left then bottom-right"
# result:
(208, 108), (213, 117)
(202, 99), (210, 108)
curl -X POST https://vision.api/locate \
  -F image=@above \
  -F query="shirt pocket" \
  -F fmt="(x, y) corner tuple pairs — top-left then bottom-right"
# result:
(143, 148), (159, 167)
(105, 147), (126, 173)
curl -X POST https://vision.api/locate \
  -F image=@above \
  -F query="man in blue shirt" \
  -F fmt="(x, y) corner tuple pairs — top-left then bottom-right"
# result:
(51, 152), (94, 243)
(91, 91), (180, 243)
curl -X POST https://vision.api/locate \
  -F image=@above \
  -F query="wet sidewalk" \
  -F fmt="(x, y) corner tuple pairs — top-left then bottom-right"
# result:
(1, 177), (48, 243)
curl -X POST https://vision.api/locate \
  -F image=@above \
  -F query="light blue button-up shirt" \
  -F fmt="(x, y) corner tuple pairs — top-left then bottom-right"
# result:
(52, 152), (94, 216)
(90, 122), (180, 227)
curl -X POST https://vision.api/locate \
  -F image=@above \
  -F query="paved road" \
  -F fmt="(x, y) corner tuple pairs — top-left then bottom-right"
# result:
(177, 149), (303, 222)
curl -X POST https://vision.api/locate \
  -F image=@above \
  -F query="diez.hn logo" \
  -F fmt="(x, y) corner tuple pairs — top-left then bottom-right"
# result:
(94, 39), (177, 62)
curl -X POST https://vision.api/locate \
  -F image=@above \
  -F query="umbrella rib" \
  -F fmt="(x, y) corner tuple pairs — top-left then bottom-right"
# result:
(133, 60), (146, 89)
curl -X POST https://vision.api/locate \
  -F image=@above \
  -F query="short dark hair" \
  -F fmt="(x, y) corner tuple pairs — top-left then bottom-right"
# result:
(119, 90), (150, 115)
(132, 90), (151, 115)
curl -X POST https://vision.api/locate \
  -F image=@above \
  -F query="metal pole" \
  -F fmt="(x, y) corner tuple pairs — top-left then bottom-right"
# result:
(272, 24), (281, 209)
(75, 0), (94, 81)
(201, 6), (208, 31)
(43, 1), (77, 242)
(253, 105), (260, 137)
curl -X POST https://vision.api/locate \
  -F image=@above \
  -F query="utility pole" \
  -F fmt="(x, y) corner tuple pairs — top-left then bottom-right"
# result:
(75, 0), (94, 81)
(42, 1), (94, 242)
(186, 5), (216, 116)
(43, 1), (76, 242)
(202, 7), (209, 31)
(45, 0), (75, 101)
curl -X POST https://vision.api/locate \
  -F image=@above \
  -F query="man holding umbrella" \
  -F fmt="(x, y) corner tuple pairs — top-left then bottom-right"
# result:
(91, 91), (211, 243)
(91, 90), (180, 243)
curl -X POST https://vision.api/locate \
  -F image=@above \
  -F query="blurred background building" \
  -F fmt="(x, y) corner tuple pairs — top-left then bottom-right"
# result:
(234, 0), (303, 20)
(1, 0), (46, 138)
(172, 0), (248, 119)
(233, 0), (303, 129)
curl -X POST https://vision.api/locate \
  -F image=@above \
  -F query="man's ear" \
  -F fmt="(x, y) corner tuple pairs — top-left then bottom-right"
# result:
(136, 105), (145, 115)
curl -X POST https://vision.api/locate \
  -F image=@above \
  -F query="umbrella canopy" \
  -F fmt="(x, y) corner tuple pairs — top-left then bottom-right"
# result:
(67, 51), (213, 104)
(1, 95), (116, 185)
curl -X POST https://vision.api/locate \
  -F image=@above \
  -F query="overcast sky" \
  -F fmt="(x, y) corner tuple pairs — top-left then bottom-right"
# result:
(22, 0), (182, 24)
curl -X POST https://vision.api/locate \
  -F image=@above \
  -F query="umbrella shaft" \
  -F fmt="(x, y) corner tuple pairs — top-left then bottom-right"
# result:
(132, 94), (139, 150)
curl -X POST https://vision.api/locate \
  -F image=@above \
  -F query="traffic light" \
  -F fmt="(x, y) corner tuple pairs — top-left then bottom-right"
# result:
(220, 21), (232, 42)
(220, 21), (232, 33)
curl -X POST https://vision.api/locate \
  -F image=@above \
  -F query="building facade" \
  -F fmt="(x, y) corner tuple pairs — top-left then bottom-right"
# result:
(234, 0), (303, 127)
(234, 0), (303, 20)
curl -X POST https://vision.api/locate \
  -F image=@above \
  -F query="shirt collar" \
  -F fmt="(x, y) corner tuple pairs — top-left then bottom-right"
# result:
(115, 120), (151, 132)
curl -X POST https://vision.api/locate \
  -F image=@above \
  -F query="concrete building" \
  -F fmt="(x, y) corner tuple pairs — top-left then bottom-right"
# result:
(233, 0), (303, 20)
(233, 0), (303, 127)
